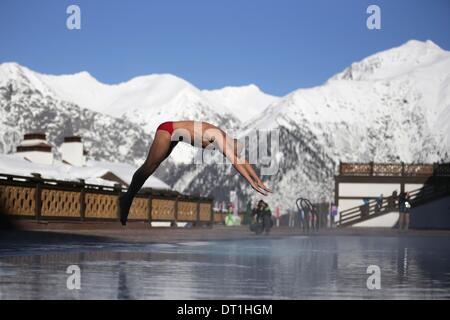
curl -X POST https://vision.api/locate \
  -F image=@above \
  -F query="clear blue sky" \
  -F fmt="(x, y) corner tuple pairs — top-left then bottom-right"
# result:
(0, 0), (449, 96)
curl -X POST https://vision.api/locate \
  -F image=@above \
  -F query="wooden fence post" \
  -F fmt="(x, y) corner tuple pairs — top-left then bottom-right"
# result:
(33, 175), (42, 221)
(35, 183), (42, 221)
(114, 183), (122, 221)
(147, 193), (152, 226)
(209, 200), (214, 228)
(196, 199), (200, 227)
(174, 195), (179, 227)
(80, 179), (86, 221)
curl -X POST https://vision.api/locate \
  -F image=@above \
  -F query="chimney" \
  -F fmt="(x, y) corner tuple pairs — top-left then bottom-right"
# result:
(60, 136), (86, 166)
(16, 132), (53, 165)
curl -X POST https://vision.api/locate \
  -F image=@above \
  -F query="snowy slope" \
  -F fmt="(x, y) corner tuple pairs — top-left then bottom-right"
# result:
(0, 63), (154, 167)
(0, 63), (243, 132)
(39, 69), (240, 132)
(40, 70), (279, 128)
(245, 39), (450, 158)
(0, 62), (53, 96)
(202, 84), (280, 122)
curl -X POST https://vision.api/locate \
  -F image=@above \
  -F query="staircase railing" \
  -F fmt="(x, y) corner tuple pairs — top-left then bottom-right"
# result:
(337, 182), (450, 227)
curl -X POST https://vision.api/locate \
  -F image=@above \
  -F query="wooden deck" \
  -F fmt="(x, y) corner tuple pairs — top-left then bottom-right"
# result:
(2, 221), (450, 250)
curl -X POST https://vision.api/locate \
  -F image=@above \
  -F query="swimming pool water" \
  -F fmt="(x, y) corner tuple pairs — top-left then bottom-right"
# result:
(1, 235), (449, 299)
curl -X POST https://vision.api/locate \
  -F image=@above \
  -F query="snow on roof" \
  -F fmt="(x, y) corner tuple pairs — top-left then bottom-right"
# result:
(0, 154), (171, 190)
(87, 160), (170, 190)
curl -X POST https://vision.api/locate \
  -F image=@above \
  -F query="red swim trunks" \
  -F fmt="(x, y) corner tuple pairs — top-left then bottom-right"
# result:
(156, 121), (174, 135)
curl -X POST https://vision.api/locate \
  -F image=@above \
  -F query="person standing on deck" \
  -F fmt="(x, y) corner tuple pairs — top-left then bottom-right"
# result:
(376, 194), (383, 213)
(330, 204), (338, 228)
(398, 191), (407, 230)
(402, 192), (412, 230)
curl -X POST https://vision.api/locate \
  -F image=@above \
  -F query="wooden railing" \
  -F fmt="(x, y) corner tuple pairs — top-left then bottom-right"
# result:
(339, 162), (450, 177)
(0, 173), (213, 226)
(337, 182), (450, 227)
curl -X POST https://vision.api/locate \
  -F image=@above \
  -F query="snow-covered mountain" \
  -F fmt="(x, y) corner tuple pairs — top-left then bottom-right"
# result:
(0, 62), (277, 164)
(1, 39), (449, 211)
(157, 40), (450, 209)
(202, 84), (280, 122)
(245, 39), (450, 161)
(5, 65), (239, 132)
(9, 64), (278, 132)
(0, 63), (153, 166)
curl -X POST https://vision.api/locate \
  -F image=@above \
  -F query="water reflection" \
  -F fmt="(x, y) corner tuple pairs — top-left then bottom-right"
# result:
(0, 236), (449, 299)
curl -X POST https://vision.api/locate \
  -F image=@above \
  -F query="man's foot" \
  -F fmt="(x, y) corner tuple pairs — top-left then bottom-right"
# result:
(119, 194), (132, 226)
